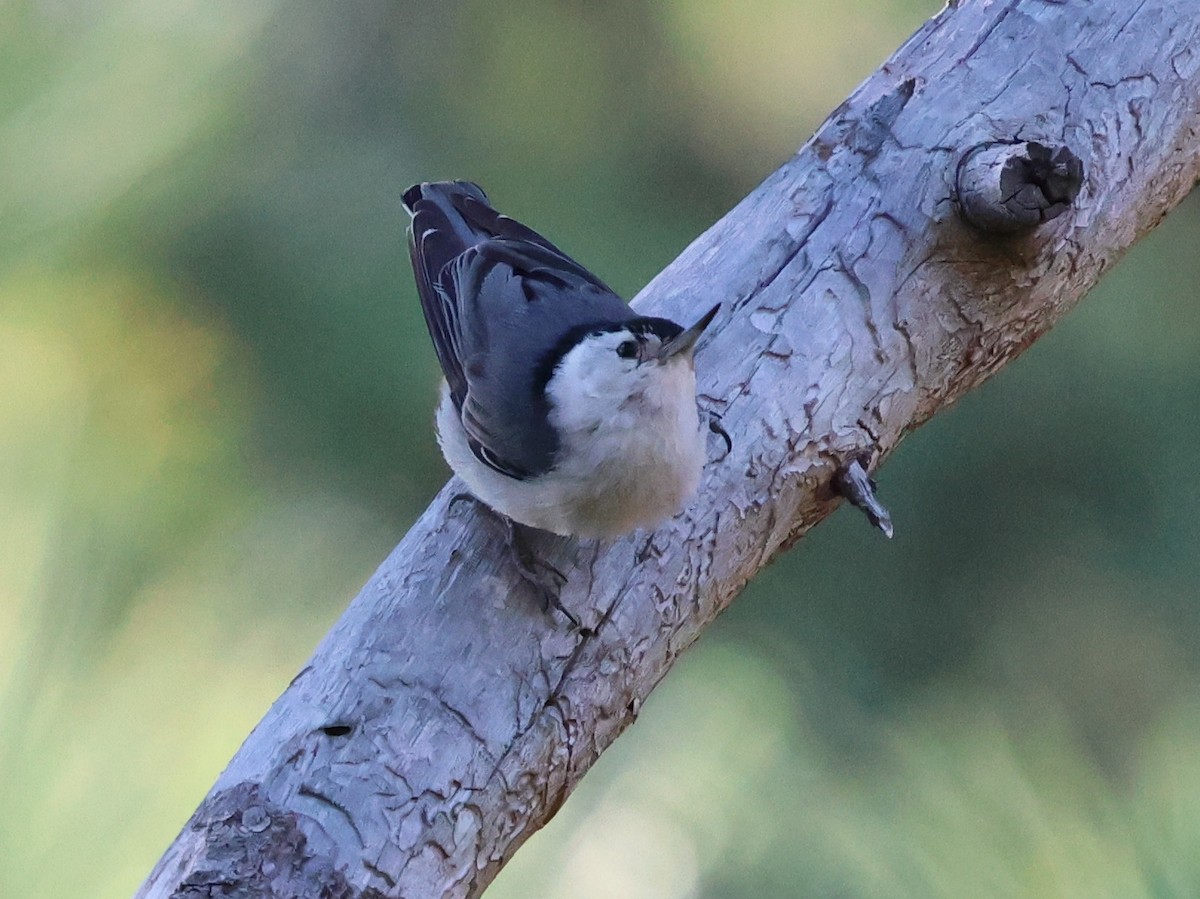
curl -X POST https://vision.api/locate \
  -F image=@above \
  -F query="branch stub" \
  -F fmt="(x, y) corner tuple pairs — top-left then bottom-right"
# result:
(956, 140), (1084, 234)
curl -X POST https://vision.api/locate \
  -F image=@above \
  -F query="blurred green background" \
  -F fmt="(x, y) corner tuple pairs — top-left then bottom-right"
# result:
(4, 1), (1200, 897)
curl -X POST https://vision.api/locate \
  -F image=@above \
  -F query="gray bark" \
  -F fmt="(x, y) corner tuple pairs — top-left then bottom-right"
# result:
(138, 1), (1200, 896)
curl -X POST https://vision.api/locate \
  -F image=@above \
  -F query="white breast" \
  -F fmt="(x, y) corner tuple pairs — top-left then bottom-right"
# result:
(548, 349), (703, 531)
(435, 350), (706, 539)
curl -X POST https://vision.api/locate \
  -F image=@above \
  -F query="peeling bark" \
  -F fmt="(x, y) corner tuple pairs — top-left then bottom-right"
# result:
(138, 1), (1200, 896)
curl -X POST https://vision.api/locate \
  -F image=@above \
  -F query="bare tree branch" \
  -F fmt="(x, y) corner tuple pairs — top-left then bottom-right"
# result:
(138, 1), (1200, 896)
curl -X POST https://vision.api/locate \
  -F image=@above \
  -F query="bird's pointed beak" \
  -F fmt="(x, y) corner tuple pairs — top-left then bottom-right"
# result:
(656, 303), (721, 362)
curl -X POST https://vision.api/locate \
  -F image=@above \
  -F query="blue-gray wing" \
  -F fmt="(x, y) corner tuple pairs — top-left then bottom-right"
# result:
(404, 181), (634, 480)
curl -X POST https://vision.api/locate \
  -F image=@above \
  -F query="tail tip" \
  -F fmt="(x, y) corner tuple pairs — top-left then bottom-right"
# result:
(402, 180), (491, 215)
(401, 182), (424, 214)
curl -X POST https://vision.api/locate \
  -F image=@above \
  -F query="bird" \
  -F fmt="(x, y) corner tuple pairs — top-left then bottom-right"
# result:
(402, 180), (719, 551)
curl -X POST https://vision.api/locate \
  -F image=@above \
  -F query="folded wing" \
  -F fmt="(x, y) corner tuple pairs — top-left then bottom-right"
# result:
(404, 181), (634, 480)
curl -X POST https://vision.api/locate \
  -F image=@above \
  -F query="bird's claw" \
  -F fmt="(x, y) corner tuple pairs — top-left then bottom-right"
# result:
(449, 491), (582, 629)
(707, 411), (733, 458)
(503, 518), (582, 629)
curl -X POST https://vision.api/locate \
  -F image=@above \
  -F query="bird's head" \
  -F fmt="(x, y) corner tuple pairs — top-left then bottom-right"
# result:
(544, 303), (720, 422)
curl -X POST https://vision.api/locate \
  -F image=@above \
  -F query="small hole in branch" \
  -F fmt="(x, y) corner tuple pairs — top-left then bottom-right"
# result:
(321, 724), (352, 737)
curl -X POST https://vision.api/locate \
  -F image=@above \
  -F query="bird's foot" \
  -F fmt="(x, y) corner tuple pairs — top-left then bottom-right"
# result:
(502, 518), (583, 630)
(448, 492), (582, 629)
(706, 410), (733, 459)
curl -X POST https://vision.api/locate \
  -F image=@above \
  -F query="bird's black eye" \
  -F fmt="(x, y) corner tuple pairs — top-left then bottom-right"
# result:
(616, 339), (639, 359)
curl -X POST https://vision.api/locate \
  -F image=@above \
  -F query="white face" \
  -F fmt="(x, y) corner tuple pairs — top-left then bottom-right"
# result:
(546, 326), (698, 433)
(559, 327), (689, 397)
(603, 326), (667, 365)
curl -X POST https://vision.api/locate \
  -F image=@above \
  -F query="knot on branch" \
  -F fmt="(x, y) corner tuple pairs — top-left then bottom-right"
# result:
(168, 783), (358, 898)
(956, 140), (1084, 234)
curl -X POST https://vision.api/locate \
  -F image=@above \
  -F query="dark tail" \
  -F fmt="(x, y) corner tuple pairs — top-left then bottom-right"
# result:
(402, 181), (496, 284)
(402, 180), (611, 296)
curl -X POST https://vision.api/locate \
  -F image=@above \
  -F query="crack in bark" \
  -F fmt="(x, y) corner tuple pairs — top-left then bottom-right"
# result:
(837, 249), (887, 361)
(1090, 72), (1160, 90)
(1114, 0), (1153, 41)
(893, 319), (920, 386)
(959, 0), (1020, 64)
(362, 860), (397, 889)
(743, 196), (834, 306)
(391, 676), (499, 760)
(298, 785), (366, 849)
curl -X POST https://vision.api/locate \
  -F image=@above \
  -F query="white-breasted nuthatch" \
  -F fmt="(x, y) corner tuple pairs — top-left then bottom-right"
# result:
(402, 180), (719, 541)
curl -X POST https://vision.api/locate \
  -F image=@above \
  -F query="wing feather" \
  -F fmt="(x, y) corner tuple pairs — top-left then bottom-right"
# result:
(404, 181), (634, 480)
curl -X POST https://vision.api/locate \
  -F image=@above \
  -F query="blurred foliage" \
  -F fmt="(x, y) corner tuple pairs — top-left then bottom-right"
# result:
(2, 1), (1199, 897)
